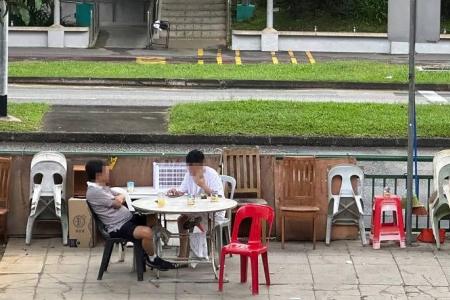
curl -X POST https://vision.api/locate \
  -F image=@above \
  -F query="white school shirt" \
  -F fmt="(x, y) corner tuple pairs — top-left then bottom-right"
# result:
(179, 166), (224, 197)
(178, 166), (225, 259)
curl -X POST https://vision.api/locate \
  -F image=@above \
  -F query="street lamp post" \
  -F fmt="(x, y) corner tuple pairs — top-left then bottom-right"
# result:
(0, 0), (8, 117)
(406, 0), (417, 245)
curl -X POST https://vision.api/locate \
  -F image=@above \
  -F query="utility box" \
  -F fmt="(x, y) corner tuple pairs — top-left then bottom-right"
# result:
(68, 198), (96, 248)
(76, 2), (93, 27)
(388, 0), (441, 43)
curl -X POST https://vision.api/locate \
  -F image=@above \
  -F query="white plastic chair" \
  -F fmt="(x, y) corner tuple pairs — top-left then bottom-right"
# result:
(26, 151), (68, 245)
(326, 164), (366, 246)
(430, 163), (450, 249)
(215, 175), (236, 251)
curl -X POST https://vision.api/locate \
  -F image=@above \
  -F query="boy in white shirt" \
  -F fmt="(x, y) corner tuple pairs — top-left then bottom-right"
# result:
(167, 149), (224, 258)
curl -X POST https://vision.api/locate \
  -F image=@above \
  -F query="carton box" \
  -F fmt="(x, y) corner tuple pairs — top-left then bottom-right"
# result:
(68, 198), (96, 248)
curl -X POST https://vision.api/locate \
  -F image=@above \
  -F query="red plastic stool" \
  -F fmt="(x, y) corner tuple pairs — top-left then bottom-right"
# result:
(370, 195), (406, 249)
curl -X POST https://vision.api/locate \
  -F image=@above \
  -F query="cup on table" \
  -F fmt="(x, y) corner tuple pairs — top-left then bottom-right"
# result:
(157, 192), (166, 208)
(187, 194), (195, 206)
(127, 181), (135, 193)
(211, 192), (219, 202)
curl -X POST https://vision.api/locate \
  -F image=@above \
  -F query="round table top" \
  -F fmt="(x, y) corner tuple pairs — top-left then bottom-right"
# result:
(132, 195), (238, 214)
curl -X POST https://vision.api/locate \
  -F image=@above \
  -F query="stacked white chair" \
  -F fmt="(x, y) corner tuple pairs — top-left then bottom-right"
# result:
(326, 164), (366, 246)
(430, 150), (450, 249)
(26, 151), (68, 245)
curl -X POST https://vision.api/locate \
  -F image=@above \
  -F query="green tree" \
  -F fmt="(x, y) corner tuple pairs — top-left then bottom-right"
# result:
(7, 0), (53, 26)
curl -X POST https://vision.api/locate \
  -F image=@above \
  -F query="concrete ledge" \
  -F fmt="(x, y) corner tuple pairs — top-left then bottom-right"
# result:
(9, 26), (90, 48)
(1, 132), (450, 148)
(9, 76), (450, 91)
(232, 30), (450, 54)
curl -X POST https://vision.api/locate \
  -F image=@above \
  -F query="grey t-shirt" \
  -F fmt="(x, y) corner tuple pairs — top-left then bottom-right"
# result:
(86, 182), (132, 233)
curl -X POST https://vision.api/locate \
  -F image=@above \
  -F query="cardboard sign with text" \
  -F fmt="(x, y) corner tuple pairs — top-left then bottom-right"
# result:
(68, 198), (96, 248)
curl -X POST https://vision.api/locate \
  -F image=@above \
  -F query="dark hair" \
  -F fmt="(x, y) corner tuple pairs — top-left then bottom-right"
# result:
(85, 160), (105, 181)
(186, 149), (205, 164)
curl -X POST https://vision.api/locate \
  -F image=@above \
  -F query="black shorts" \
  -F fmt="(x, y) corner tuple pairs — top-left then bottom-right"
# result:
(109, 214), (147, 242)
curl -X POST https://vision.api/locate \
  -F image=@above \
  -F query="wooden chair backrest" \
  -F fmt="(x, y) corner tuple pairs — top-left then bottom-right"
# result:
(222, 147), (261, 198)
(276, 156), (316, 208)
(0, 157), (12, 210)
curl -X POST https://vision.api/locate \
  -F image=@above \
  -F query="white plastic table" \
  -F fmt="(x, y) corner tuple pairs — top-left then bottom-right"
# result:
(132, 196), (238, 282)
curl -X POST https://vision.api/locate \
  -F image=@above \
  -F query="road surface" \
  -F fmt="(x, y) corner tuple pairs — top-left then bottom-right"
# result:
(8, 84), (450, 106)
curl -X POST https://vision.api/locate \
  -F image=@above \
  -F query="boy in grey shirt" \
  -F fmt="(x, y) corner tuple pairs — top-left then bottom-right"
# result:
(85, 160), (175, 271)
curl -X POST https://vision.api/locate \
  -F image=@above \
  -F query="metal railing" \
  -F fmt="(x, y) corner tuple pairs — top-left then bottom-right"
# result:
(364, 174), (434, 231)
(88, 1), (100, 47)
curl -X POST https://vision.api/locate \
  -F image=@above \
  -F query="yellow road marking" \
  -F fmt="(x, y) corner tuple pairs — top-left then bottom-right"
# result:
(135, 56), (166, 64)
(305, 51), (316, 64)
(288, 50), (298, 64)
(197, 48), (204, 65)
(235, 49), (242, 65)
(217, 48), (223, 65)
(271, 51), (279, 64)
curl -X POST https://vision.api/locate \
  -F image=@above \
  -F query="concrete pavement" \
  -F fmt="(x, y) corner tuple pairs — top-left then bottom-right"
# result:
(9, 84), (450, 106)
(9, 47), (450, 65)
(2, 238), (450, 299)
(43, 106), (168, 134)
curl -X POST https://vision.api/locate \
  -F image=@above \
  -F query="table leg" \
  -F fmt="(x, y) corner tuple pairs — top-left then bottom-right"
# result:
(210, 212), (218, 279)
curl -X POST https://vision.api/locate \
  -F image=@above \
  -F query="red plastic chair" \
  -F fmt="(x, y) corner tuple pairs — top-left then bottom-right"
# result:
(218, 204), (274, 295)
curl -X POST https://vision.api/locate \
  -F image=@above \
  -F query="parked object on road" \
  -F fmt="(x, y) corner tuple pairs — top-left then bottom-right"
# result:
(370, 195), (406, 249)
(218, 204), (274, 296)
(326, 164), (366, 246)
(26, 151), (68, 245)
(430, 150), (450, 249)
(0, 157), (11, 243)
(275, 156), (319, 250)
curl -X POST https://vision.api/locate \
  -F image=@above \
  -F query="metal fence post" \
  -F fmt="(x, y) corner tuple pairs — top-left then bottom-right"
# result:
(0, 0), (8, 117)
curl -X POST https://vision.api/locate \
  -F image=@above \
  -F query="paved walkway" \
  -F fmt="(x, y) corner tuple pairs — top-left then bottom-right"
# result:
(9, 47), (450, 65)
(1, 238), (450, 299)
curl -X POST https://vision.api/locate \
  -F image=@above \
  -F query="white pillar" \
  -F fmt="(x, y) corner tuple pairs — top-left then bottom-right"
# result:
(54, 0), (61, 26)
(261, 0), (278, 51)
(266, 0), (273, 28)
(0, 4), (8, 116)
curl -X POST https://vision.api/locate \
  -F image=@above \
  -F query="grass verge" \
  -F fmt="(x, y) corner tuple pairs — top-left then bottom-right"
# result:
(169, 101), (450, 138)
(9, 60), (450, 84)
(0, 103), (50, 132)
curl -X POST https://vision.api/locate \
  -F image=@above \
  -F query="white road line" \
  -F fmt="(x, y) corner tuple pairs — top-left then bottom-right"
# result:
(419, 90), (448, 104)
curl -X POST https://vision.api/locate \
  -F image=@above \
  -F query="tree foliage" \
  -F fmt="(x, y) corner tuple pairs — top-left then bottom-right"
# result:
(275, 0), (388, 24)
(7, 0), (53, 26)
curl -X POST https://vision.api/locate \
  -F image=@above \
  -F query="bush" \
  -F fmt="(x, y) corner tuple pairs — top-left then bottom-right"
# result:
(277, 0), (388, 24)
(9, 0), (53, 26)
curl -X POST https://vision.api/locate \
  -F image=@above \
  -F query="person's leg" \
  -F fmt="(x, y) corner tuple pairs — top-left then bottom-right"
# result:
(177, 214), (190, 258)
(147, 214), (158, 227)
(133, 225), (154, 256)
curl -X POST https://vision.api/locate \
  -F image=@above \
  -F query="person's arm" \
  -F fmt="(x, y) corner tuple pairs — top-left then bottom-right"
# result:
(167, 173), (189, 197)
(194, 171), (214, 195)
(112, 194), (125, 209)
(89, 187), (124, 209)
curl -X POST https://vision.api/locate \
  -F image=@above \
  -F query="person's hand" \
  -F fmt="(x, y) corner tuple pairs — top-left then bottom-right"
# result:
(167, 188), (183, 198)
(193, 172), (207, 189)
(115, 194), (125, 204)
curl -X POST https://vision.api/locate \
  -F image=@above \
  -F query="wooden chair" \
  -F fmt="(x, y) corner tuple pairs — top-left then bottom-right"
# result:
(0, 157), (12, 243)
(275, 157), (319, 250)
(221, 147), (267, 206)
